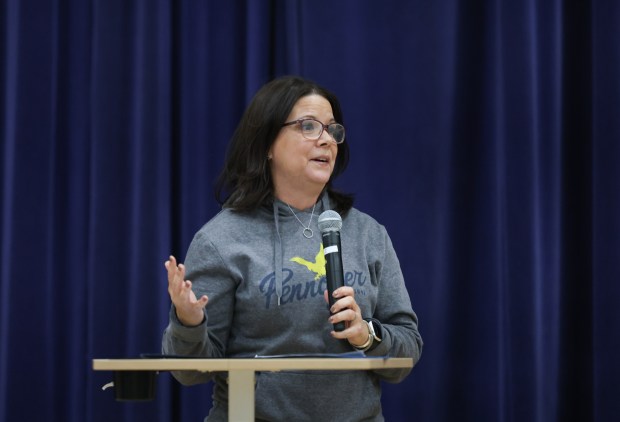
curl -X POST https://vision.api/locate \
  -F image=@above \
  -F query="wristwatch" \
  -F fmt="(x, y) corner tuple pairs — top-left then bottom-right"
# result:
(352, 318), (382, 352)
(366, 318), (382, 344)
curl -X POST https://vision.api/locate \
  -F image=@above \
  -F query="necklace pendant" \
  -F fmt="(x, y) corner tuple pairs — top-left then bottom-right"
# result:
(286, 202), (316, 239)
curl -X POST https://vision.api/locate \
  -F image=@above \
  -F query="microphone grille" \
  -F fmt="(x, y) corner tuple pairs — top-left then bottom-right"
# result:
(318, 210), (342, 233)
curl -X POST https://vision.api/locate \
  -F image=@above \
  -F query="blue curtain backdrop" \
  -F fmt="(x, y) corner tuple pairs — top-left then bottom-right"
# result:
(1, 1), (619, 421)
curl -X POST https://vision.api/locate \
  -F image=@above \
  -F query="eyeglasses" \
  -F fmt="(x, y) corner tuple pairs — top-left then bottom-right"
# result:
(281, 118), (346, 144)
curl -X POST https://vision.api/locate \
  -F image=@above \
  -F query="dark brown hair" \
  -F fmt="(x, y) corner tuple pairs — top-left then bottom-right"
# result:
(215, 75), (353, 214)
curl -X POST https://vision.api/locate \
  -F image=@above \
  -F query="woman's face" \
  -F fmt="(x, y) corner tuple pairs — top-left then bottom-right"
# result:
(269, 94), (339, 200)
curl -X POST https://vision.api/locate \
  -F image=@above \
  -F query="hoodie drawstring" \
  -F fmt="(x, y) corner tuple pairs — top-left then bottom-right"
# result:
(273, 201), (283, 306)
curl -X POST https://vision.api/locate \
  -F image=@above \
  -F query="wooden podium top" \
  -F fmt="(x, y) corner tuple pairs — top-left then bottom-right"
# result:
(94, 357), (414, 420)
(93, 357), (413, 372)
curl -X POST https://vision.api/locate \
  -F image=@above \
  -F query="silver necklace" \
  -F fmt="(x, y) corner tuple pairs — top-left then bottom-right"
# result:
(286, 202), (316, 238)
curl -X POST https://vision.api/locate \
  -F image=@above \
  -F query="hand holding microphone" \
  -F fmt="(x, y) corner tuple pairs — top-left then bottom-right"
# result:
(318, 210), (371, 349)
(318, 210), (346, 332)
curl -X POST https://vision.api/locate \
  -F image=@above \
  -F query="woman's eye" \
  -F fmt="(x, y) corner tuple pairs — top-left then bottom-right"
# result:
(301, 121), (316, 131)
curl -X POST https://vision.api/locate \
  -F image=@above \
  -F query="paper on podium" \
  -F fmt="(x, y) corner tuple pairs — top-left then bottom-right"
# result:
(254, 351), (381, 359)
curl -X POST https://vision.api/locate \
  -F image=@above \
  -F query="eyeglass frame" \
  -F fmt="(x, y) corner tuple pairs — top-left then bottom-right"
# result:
(281, 118), (346, 144)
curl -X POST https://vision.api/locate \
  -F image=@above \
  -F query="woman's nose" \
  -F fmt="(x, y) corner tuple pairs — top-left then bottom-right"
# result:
(317, 128), (335, 146)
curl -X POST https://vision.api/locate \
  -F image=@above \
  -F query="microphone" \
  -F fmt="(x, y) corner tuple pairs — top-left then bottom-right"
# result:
(318, 210), (345, 332)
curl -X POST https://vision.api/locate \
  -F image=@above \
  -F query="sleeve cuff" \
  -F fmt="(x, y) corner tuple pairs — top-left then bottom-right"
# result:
(167, 305), (208, 342)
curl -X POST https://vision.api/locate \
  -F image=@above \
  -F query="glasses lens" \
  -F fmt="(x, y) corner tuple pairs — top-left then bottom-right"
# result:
(328, 124), (345, 144)
(300, 120), (322, 139)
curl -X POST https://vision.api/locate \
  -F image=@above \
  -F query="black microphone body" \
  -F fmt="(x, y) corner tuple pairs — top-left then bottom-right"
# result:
(319, 211), (346, 332)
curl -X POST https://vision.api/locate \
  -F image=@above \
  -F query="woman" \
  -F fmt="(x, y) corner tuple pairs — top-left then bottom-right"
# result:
(163, 75), (423, 421)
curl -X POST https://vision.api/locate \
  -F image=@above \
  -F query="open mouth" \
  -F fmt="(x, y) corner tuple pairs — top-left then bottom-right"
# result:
(312, 157), (329, 163)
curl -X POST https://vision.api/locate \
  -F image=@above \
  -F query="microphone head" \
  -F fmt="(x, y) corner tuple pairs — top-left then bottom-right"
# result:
(318, 210), (342, 233)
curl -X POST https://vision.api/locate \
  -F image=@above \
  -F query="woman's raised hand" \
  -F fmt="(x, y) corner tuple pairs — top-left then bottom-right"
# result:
(165, 255), (208, 326)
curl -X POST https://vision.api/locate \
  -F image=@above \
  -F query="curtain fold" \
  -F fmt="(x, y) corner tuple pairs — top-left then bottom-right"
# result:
(1, 1), (618, 421)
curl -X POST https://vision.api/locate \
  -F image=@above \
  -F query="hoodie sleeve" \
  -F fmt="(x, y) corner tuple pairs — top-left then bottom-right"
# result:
(364, 225), (423, 383)
(162, 229), (236, 386)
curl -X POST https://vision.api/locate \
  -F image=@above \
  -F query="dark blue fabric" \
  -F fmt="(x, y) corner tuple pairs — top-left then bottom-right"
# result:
(1, 1), (619, 421)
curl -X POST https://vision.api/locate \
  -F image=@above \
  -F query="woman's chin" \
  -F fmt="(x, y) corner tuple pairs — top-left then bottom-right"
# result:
(305, 168), (333, 185)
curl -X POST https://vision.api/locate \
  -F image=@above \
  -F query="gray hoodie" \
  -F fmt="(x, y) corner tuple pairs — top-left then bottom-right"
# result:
(162, 194), (423, 421)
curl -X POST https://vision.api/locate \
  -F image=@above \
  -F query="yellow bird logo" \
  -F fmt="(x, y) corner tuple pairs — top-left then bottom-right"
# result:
(290, 244), (326, 281)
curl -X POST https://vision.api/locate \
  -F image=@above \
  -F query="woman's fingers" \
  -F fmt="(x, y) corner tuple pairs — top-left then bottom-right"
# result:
(164, 256), (209, 326)
(326, 286), (367, 342)
(165, 256), (196, 303)
(166, 256), (184, 281)
(329, 286), (356, 314)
